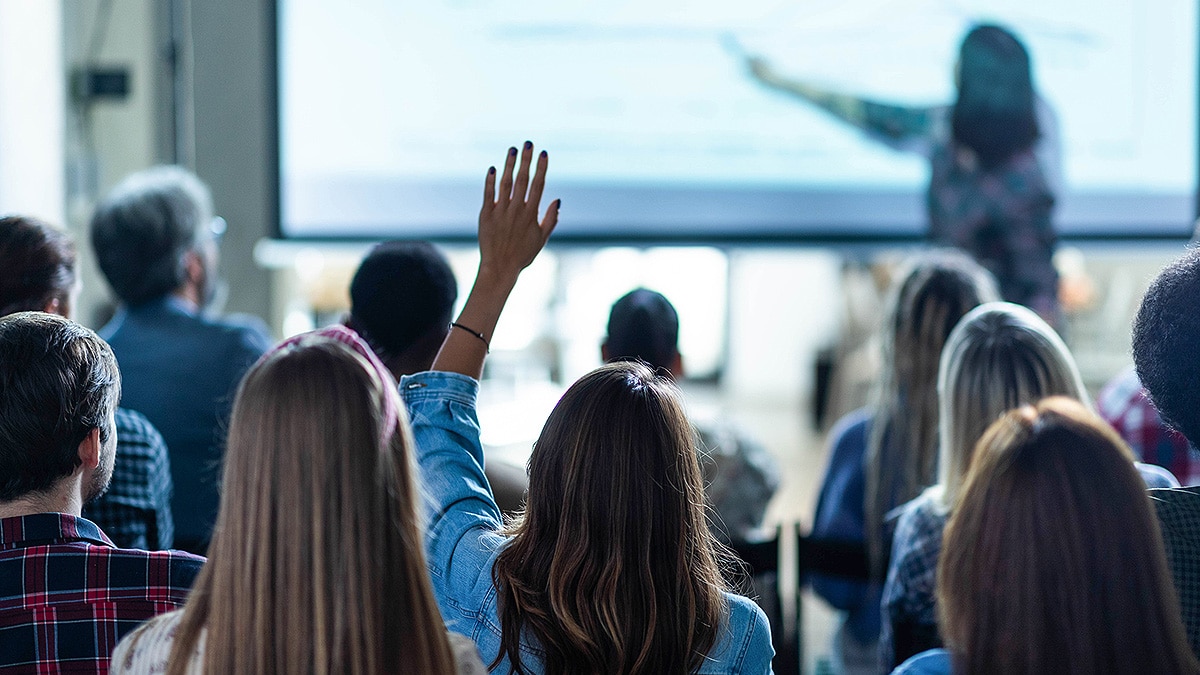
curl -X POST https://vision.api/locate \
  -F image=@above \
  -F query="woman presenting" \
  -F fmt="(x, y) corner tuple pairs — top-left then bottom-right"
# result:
(748, 24), (1061, 323)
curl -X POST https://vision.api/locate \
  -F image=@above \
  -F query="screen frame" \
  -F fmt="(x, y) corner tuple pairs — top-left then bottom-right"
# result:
(270, 0), (1199, 245)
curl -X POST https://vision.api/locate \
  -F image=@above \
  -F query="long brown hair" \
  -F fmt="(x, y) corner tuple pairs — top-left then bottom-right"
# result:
(864, 251), (997, 574)
(938, 397), (1198, 674)
(166, 332), (456, 674)
(491, 361), (726, 674)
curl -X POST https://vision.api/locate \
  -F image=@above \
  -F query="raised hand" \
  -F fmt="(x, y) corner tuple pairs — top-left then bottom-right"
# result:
(432, 142), (559, 378)
(478, 141), (560, 285)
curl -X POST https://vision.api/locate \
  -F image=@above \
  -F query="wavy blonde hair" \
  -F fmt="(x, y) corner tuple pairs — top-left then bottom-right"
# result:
(934, 302), (1086, 511)
(166, 334), (455, 674)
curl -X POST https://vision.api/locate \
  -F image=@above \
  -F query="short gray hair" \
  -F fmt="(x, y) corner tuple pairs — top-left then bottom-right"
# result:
(90, 165), (214, 305)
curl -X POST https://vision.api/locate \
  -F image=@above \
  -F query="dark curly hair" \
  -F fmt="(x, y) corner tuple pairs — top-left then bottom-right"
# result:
(1133, 248), (1200, 446)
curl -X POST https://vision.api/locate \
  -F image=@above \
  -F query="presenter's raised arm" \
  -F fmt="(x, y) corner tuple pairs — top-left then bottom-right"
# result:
(746, 55), (870, 127)
(432, 141), (559, 378)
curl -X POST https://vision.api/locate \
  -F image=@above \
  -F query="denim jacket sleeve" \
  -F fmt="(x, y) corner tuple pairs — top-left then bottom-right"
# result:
(400, 371), (509, 620)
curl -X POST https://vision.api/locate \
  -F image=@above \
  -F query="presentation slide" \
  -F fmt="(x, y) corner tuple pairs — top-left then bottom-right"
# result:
(278, 0), (1196, 240)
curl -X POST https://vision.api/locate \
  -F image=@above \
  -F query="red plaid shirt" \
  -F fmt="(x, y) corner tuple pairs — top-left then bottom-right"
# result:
(0, 513), (203, 673)
(1099, 367), (1199, 486)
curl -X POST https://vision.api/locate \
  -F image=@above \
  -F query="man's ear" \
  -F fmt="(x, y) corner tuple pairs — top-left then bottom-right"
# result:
(669, 351), (684, 379)
(601, 341), (611, 362)
(183, 249), (205, 286)
(41, 297), (61, 315)
(77, 428), (101, 471)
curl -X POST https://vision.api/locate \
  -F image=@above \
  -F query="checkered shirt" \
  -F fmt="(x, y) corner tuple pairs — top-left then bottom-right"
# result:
(83, 408), (174, 550)
(1099, 367), (1200, 486)
(1151, 487), (1200, 658)
(880, 490), (947, 670)
(0, 513), (203, 673)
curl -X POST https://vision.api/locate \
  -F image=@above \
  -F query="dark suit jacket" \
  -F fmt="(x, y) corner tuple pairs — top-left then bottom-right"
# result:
(100, 296), (271, 551)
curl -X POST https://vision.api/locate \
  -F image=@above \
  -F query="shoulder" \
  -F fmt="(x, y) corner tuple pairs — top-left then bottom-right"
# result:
(889, 494), (947, 571)
(1152, 487), (1200, 530)
(111, 609), (185, 673)
(114, 408), (167, 451)
(827, 408), (873, 458)
(892, 648), (953, 675)
(714, 593), (774, 669)
(203, 313), (272, 357)
(1137, 462), (1181, 489)
(106, 547), (206, 593)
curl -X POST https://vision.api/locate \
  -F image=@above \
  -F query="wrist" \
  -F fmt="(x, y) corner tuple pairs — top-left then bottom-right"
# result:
(474, 263), (522, 292)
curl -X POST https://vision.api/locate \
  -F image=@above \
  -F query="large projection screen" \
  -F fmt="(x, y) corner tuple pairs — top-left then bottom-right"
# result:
(277, 1), (1197, 241)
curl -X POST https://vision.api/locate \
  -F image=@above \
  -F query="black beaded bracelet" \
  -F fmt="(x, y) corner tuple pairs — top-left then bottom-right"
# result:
(450, 322), (490, 353)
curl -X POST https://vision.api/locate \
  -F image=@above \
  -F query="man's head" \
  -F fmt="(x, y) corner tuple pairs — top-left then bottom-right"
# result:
(602, 288), (683, 377)
(1134, 248), (1200, 446)
(0, 312), (118, 505)
(345, 241), (458, 377)
(90, 166), (219, 308)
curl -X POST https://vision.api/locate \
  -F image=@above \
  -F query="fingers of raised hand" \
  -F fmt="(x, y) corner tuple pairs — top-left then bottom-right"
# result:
(481, 166), (497, 214)
(540, 199), (561, 244)
(512, 141), (535, 207)
(497, 146), (518, 209)
(527, 150), (549, 211)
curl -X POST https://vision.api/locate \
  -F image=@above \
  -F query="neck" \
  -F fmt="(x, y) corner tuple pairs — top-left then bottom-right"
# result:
(172, 286), (201, 312)
(0, 477), (84, 520)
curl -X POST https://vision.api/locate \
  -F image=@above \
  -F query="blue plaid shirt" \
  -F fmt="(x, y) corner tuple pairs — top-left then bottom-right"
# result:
(880, 491), (947, 670)
(83, 408), (174, 550)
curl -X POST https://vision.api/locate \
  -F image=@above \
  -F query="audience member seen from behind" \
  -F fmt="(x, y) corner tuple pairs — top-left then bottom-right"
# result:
(893, 398), (1198, 674)
(0, 215), (174, 550)
(811, 251), (997, 675)
(748, 24), (1060, 324)
(111, 326), (485, 674)
(603, 287), (779, 544)
(403, 143), (774, 673)
(1099, 364), (1198, 486)
(1132, 247), (1200, 656)
(344, 240), (529, 513)
(90, 166), (272, 554)
(881, 302), (1177, 669)
(0, 312), (203, 672)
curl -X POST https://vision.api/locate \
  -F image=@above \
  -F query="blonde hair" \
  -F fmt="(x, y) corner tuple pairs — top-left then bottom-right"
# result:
(938, 397), (1197, 674)
(166, 333), (455, 674)
(935, 302), (1086, 510)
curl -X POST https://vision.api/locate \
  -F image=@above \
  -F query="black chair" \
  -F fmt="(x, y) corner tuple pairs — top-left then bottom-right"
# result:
(729, 527), (793, 674)
(794, 524), (878, 674)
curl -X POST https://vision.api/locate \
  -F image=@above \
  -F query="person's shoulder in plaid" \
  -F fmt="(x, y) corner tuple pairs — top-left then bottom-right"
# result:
(0, 512), (203, 672)
(83, 407), (175, 550)
(1099, 365), (1199, 486)
(879, 489), (949, 671)
(0, 312), (204, 672)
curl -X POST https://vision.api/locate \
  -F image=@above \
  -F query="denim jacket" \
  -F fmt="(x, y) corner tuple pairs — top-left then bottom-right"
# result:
(401, 371), (775, 674)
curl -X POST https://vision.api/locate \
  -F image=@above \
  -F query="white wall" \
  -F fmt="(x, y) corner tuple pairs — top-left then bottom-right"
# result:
(0, 1), (65, 224)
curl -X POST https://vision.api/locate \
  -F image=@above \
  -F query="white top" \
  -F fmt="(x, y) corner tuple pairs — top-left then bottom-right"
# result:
(110, 609), (488, 674)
